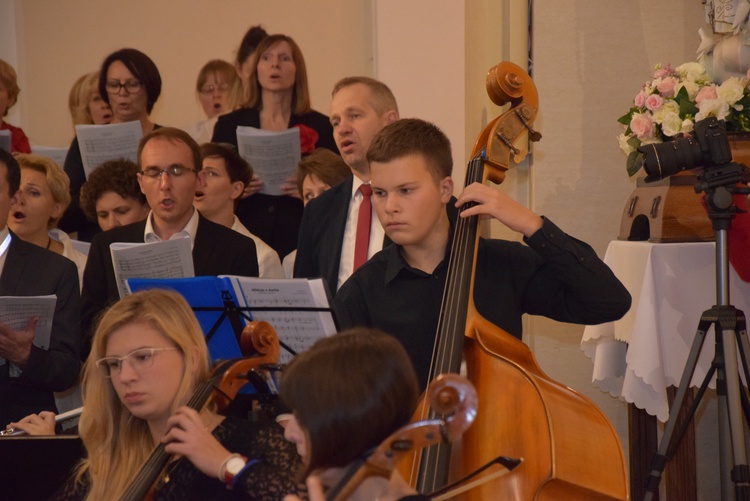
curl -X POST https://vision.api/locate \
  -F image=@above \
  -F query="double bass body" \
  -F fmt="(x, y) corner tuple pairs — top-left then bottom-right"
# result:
(401, 62), (629, 500)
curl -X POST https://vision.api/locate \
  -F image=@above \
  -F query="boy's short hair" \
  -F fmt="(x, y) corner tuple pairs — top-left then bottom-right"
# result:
(367, 118), (452, 180)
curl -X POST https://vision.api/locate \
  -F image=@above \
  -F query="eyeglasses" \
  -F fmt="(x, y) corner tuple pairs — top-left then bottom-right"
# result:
(105, 80), (143, 94)
(140, 165), (196, 179)
(95, 347), (180, 377)
(199, 83), (230, 95)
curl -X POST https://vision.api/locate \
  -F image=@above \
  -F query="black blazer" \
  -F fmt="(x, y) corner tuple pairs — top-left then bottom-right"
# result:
(81, 213), (259, 353)
(293, 178), (391, 297)
(0, 232), (81, 424)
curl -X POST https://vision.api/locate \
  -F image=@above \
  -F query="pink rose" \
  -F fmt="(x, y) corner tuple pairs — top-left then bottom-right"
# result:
(656, 77), (677, 98)
(645, 94), (664, 111)
(634, 90), (649, 108)
(695, 85), (718, 104)
(653, 65), (672, 79)
(630, 113), (655, 140)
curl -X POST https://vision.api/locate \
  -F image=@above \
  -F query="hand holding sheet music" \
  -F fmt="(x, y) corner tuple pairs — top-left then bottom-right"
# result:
(0, 295), (57, 368)
(235, 126), (301, 196)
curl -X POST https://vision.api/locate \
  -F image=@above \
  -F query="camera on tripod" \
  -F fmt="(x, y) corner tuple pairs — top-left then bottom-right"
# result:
(638, 116), (733, 183)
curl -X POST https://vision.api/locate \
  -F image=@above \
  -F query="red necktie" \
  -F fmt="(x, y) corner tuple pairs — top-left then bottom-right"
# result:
(353, 184), (372, 271)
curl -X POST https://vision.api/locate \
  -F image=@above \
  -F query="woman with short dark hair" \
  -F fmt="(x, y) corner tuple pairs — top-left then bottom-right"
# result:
(61, 48), (163, 242)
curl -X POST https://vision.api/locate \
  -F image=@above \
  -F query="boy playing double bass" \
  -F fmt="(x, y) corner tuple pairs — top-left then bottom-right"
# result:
(332, 118), (631, 389)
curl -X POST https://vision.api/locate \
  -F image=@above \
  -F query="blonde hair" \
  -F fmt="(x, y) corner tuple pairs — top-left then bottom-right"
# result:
(75, 289), (210, 500)
(68, 72), (101, 126)
(195, 59), (243, 113)
(244, 34), (311, 114)
(0, 60), (20, 117)
(15, 154), (72, 228)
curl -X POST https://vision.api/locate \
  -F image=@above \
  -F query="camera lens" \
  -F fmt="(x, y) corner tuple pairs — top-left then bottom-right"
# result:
(638, 117), (732, 182)
(639, 136), (703, 182)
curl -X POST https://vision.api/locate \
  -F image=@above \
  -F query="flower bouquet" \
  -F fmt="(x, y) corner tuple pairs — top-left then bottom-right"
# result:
(617, 61), (750, 177)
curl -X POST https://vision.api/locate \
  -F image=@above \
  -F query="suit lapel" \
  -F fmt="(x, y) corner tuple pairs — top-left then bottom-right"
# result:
(191, 214), (211, 276)
(0, 234), (28, 295)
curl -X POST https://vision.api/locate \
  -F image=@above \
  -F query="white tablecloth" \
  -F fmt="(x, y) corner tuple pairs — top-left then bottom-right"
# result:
(581, 240), (750, 422)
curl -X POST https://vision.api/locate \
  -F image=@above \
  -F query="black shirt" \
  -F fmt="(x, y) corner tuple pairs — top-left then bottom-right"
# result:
(333, 217), (631, 389)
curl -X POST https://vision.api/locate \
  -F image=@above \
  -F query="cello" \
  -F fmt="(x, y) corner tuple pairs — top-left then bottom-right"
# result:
(400, 62), (630, 500)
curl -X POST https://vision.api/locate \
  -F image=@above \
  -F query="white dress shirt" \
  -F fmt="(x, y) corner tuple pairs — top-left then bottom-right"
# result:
(337, 177), (385, 291)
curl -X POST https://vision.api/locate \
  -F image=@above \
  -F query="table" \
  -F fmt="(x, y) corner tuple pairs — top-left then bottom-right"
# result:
(582, 240), (750, 499)
(582, 240), (750, 422)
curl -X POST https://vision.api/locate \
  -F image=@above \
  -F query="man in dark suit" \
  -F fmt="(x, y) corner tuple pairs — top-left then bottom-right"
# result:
(0, 149), (81, 425)
(294, 77), (399, 297)
(81, 128), (259, 354)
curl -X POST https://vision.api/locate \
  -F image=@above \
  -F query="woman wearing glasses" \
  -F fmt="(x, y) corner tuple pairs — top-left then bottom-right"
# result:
(11, 288), (305, 500)
(211, 34), (337, 260)
(60, 48), (163, 243)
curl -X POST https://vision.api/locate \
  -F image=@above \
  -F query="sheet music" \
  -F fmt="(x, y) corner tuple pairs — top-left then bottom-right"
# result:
(224, 276), (335, 363)
(0, 130), (10, 153)
(112, 238), (195, 299)
(235, 126), (301, 196)
(0, 295), (57, 367)
(31, 145), (69, 167)
(75, 121), (142, 179)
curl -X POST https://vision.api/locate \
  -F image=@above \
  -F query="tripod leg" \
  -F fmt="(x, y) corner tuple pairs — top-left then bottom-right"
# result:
(720, 321), (750, 499)
(643, 318), (712, 501)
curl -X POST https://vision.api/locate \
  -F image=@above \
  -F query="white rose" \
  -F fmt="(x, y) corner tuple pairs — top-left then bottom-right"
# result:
(717, 77), (746, 105)
(681, 119), (694, 134)
(696, 98), (731, 121)
(676, 62), (707, 82)
(651, 100), (680, 124)
(677, 81), (702, 100)
(660, 112), (684, 137)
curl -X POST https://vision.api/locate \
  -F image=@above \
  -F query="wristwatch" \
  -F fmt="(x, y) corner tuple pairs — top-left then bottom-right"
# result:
(222, 454), (248, 486)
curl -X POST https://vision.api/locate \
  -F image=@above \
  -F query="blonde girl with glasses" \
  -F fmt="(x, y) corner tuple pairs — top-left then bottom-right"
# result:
(13, 289), (305, 500)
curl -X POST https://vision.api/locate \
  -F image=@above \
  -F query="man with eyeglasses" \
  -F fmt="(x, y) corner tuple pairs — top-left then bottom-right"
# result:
(81, 128), (259, 358)
(0, 149), (81, 426)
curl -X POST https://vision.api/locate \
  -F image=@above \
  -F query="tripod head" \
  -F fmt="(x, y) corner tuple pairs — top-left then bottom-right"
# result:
(695, 162), (750, 232)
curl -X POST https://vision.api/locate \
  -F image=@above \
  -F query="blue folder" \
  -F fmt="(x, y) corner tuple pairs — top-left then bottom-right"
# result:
(127, 276), (247, 363)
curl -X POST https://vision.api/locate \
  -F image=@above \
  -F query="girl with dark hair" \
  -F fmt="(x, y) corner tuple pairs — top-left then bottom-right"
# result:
(281, 328), (429, 501)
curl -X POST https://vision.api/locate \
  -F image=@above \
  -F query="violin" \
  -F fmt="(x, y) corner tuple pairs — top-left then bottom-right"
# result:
(119, 320), (281, 501)
(399, 62), (629, 499)
(325, 374), (522, 501)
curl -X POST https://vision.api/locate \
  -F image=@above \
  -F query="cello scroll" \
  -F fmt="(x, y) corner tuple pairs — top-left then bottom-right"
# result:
(327, 374), (478, 501)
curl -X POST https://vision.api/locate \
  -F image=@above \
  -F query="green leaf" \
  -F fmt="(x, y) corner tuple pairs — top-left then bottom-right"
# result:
(626, 151), (644, 177)
(617, 109), (636, 126)
(678, 98), (698, 118)
(627, 136), (640, 149)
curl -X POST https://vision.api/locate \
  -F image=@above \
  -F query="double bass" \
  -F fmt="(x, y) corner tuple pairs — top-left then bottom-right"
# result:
(400, 62), (630, 500)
